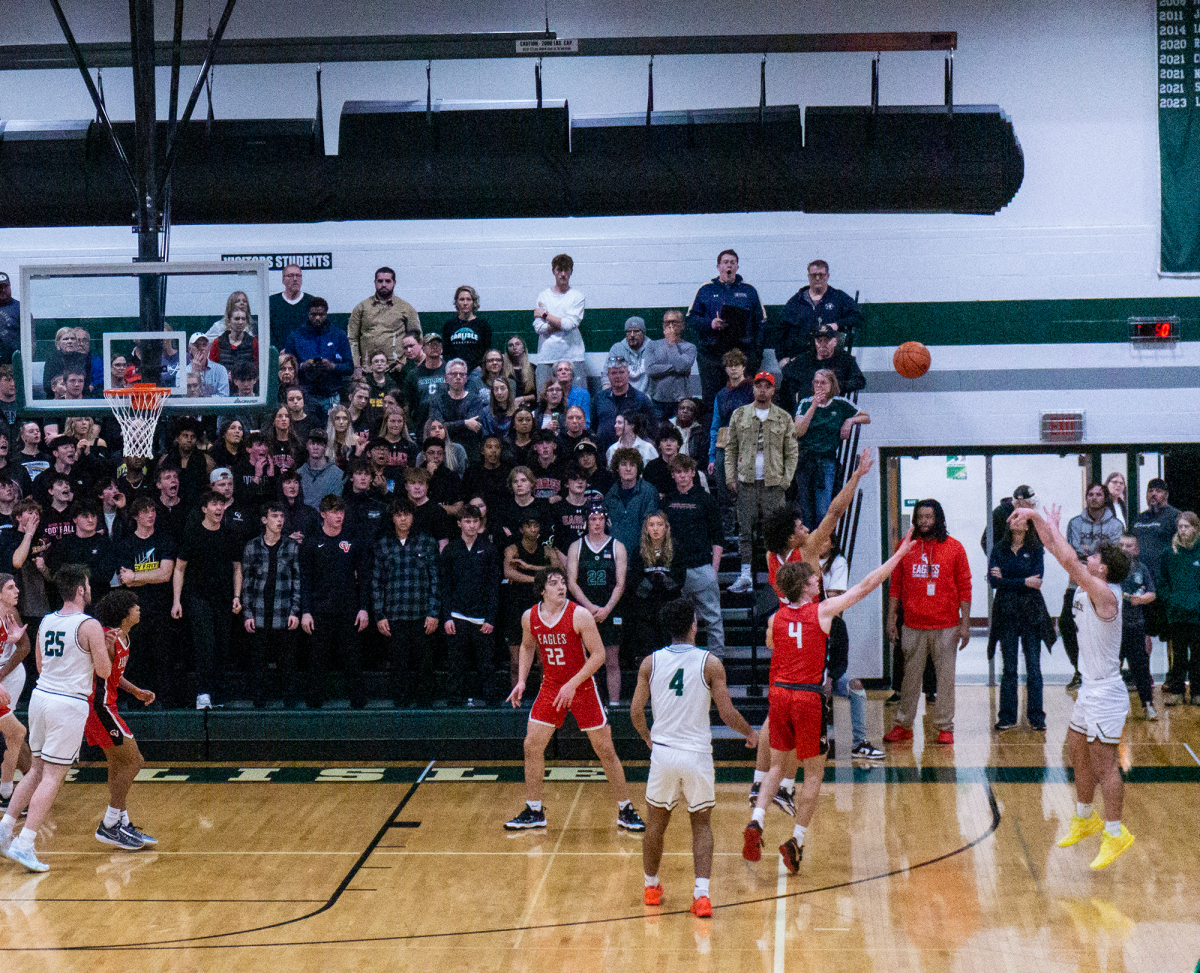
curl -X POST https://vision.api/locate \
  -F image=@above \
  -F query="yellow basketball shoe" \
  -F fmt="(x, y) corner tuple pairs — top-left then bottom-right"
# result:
(1089, 826), (1134, 870)
(1056, 812), (1103, 847)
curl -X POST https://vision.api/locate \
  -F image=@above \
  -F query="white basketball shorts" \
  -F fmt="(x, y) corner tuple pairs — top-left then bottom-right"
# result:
(1069, 675), (1130, 745)
(27, 688), (89, 766)
(645, 743), (715, 813)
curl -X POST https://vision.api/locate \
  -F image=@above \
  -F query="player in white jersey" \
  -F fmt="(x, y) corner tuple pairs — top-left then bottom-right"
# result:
(0, 565), (110, 872)
(0, 573), (32, 811)
(630, 599), (757, 917)
(1014, 506), (1135, 869)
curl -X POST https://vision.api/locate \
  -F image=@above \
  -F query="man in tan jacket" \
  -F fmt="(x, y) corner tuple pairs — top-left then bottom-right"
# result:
(347, 267), (421, 376)
(725, 372), (798, 593)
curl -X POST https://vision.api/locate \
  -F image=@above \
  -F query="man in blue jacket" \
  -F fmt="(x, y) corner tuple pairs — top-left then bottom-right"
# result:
(769, 260), (863, 368)
(283, 298), (353, 410)
(685, 250), (766, 404)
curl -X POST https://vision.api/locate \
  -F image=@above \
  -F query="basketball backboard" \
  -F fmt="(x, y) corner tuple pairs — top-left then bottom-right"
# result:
(17, 260), (273, 413)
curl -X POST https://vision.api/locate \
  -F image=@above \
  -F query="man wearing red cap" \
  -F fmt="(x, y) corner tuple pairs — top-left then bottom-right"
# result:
(725, 372), (798, 594)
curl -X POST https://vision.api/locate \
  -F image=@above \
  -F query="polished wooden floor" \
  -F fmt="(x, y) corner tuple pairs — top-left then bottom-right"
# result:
(1, 685), (1198, 972)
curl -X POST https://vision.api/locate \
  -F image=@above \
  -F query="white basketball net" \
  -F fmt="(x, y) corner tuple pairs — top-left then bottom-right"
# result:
(105, 388), (171, 459)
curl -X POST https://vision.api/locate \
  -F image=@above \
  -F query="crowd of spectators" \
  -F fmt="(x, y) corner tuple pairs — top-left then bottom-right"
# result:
(0, 251), (875, 711)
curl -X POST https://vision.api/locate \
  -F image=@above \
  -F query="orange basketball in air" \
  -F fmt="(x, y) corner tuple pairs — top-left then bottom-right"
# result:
(893, 341), (931, 379)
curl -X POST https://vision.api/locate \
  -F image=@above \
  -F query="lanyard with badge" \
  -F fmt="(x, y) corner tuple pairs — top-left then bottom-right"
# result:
(920, 541), (935, 597)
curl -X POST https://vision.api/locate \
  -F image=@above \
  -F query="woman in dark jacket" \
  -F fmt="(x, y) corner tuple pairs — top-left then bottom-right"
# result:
(988, 510), (1047, 731)
(629, 511), (681, 661)
(1158, 510), (1200, 705)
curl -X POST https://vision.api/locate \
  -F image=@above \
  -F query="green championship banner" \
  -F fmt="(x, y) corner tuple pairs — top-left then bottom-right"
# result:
(1159, 0), (1200, 274)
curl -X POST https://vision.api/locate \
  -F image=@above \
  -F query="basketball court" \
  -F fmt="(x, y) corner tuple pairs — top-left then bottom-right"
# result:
(0, 686), (1196, 972)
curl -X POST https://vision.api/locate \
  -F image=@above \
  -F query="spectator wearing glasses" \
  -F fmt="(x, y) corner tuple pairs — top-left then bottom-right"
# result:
(644, 309), (698, 420)
(770, 260), (863, 373)
(605, 317), (651, 394)
(269, 263), (314, 353)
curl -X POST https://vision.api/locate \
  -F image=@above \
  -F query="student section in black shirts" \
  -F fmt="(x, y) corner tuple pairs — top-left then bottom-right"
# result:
(550, 499), (589, 554)
(427, 465), (464, 508)
(530, 457), (565, 501)
(46, 533), (118, 597)
(411, 498), (454, 543)
(461, 462), (512, 509)
(299, 528), (369, 615)
(497, 496), (550, 544)
(178, 522), (239, 604)
(117, 530), (177, 615)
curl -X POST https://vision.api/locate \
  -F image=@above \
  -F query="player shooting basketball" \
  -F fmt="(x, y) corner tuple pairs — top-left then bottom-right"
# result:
(744, 530), (914, 873)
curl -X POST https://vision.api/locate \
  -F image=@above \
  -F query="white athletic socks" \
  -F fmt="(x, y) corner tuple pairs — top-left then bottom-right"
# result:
(1105, 820), (1122, 837)
(103, 806), (121, 828)
(753, 770), (766, 784)
(13, 827), (35, 851)
(793, 824), (807, 845)
(751, 807), (765, 826)
(0, 813), (15, 834)
(694, 877), (709, 899)
(618, 800), (632, 811)
(644, 874), (659, 888)
(0, 781), (12, 800)
(1077, 802), (1093, 819)
(121, 810), (131, 827)
(528, 801), (542, 812)
(781, 778), (795, 792)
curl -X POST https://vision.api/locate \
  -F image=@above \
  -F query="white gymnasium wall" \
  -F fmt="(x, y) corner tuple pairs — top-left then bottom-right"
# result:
(0, 0), (1190, 310)
(2, 0), (1192, 679)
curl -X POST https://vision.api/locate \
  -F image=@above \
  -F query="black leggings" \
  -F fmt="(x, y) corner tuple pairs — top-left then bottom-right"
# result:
(1165, 620), (1200, 696)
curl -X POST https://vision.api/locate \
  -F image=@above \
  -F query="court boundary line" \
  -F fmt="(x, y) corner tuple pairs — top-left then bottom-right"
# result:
(1, 778), (1002, 952)
(0, 759), (436, 953)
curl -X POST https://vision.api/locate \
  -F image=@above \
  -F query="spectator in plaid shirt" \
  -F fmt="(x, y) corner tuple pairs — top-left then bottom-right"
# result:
(235, 502), (301, 708)
(373, 498), (441, 707)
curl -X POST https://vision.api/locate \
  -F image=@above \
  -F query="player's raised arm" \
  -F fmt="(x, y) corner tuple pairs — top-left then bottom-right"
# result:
(629, 655), (654, 748)
(506, 609), (538, 707)
(819, 529), (914, 632)
(807, 447), (874, 556)
(704, 654), (758, 748)
(1014, 505), (1118, 614)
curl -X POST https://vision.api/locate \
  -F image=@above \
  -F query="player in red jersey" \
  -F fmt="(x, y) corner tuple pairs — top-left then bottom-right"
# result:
(0, 574), (32, 813)
(87, 590), (157, 851)
(504, 566), (645, 833)
(744, 530), (914, 872)
(748, 450), (875, 815)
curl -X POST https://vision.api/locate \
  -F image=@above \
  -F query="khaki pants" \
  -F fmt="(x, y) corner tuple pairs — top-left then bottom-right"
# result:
(896, 626), (959, 732)
(735, 482), (786, 566)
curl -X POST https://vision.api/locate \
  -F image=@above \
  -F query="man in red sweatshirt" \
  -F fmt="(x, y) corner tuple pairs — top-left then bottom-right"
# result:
(883, 499), (972, 745)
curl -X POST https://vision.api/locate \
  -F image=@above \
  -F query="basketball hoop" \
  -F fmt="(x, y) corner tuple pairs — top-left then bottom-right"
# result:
(104, 384), (172, 459)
